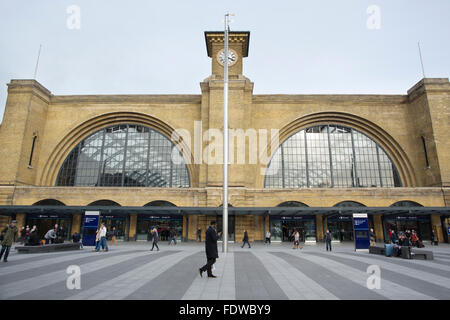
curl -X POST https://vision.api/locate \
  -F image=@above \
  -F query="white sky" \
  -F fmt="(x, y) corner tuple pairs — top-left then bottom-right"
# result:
(0, 0), (449, 123)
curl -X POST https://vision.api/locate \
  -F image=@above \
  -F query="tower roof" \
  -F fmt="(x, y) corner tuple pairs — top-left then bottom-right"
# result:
(204, 31), (250, 57)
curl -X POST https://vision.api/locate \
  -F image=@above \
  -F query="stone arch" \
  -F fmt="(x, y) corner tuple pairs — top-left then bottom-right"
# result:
(39, 112), (197, 187)
(143, 200), (177, 207)
(257, 112), (416, 188)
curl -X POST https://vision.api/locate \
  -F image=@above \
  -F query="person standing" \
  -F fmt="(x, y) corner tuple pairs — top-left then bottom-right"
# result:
(98, 223), (109, 252)
(28, 226), (39, 246)
(369, 228), (376, 246)
(150, 227), (159, 251)
(241, 229), (251, 248)
(325, 229), (332, 252)
(110, 227), (118, 246)
(19, 226), (26, 244)
(197, 228), (202, 242)
(199, 221), (221, 278)
(265, 231), (271, 245)
(0, 220), (18, 262)
(93, 227), (101, 252)
(72, 231), (83, 248)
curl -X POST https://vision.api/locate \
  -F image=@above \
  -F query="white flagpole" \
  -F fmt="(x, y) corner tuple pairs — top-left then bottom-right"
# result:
(418, 42), (426, 79)
(33, 44), (42, 80)
(222, 13), (230, 253)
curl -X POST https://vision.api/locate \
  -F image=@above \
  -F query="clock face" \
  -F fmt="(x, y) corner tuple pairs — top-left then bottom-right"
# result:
(217, 49), (238, 66)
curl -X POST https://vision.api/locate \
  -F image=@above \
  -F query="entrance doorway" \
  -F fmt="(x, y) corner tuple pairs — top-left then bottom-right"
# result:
(270, 217), (316, 242)
(216, 215), (235, 242)
(136, 215), (183, 241)
(327, 216), (354, 241)
(26, 215), (72, 241)
(383, 215), (431, 241)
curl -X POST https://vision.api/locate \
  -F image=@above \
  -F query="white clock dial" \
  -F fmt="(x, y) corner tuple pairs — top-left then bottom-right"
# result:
(217, 49), (238, 66)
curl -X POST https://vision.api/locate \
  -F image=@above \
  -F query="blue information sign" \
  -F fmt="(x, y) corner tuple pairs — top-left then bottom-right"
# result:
(82, 211), (100, 247)
(353, 213), (370, 252)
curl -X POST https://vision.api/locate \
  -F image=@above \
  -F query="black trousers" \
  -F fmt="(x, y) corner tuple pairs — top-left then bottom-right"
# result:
(0, 245), (11, 261)
(326, 240), (332, 251)
(200, 258), (216, 276)
(241, 240), (251, 248)
(265, 237), (271, 244)
(151, 241), (159, 251)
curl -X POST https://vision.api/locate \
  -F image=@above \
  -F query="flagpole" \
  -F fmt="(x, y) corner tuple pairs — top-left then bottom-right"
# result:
(222, 13), (230, 253)
(33, 44), (42, 80)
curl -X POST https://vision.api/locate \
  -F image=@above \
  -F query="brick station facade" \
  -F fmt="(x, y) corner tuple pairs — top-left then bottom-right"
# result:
(0, 31), (449, 243)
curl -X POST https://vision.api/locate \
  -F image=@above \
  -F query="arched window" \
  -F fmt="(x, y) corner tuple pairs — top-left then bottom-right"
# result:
(333, 201), (366, 207)
(390, 201), (423, 207)
(57, 124), (190, 187)
(276, 201), (309, 207)
(144, 201), (176, 207)
(265, 125), (401, 188)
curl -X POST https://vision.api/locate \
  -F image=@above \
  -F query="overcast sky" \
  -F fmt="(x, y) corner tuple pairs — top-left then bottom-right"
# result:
(0, 0), (449, 123)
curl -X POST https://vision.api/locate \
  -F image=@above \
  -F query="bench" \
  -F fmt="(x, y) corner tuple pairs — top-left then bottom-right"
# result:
(369, 246), (385, 255)
(15, 242), (82, 254)
(411, 248), (434, 260)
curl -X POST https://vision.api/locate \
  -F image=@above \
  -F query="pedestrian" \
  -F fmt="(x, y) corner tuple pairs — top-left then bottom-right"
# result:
(150, 227), (159, 251)
(110, 227), (118, 246)
(265, 231), (271, 245)
(431, 229), (438, 246)
(369, 228), (376, 246)
(28, 225), (39, 246)
(325, 229), (332, 252)
(391, 229), (397, 244)
(0, 220), (18, 262)
(72, 231), (83, 248)
(292, 230), (303, 249)
(168, 228), (177, 246)
(197, 228), (202, 242)
(44, 228), (57, 244)
(97, 223), (109, 252)
(19, 226), (26, 244)
(241, 229), (251, 248)
(93, 227), (101, 252)
(199, 221), (221, 278)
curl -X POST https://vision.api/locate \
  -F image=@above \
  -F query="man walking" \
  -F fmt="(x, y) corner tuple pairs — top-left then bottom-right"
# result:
(325, 229), (332, 252)
(199, 221), (221, 278)
(150, 227), (159, 251)
(197, 228), (202, 242)
(0, 220), (18, 262)
(241, 229), (251, 248)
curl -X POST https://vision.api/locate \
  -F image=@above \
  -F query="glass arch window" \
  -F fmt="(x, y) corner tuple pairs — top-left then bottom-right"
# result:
(265, 125), (401, 188)
(57, 124), (190, 187)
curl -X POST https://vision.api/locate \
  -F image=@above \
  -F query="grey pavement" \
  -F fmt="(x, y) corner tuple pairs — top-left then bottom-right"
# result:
(0, 241), (449, 300)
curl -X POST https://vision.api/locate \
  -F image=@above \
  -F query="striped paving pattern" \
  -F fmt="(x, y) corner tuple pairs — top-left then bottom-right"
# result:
(0, 243), (449, 300)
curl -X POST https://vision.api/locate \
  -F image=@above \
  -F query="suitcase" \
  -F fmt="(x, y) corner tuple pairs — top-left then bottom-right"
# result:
(384, 244), (394, 257)
(401, 246), (412, 259)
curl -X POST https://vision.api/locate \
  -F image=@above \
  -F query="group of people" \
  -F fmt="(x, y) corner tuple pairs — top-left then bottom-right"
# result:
(388, 228), (425, 248)
(19, 224), (40, 246)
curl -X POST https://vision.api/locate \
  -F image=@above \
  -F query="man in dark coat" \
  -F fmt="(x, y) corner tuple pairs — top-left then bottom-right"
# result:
(199, 221), (221, 278)
(325, 229), (332, 251)
(241, 229), (251, 248)
(0, 220), (18, 262)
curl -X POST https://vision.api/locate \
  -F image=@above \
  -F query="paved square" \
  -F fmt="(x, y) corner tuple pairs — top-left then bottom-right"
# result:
(0, 241), (449, 300)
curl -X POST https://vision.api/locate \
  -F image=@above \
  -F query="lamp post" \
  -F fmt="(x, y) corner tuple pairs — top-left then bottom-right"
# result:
(222, 13), (232, 253)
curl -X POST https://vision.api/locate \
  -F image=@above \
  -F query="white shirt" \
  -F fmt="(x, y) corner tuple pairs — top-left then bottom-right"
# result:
(100, 226), (107, 237)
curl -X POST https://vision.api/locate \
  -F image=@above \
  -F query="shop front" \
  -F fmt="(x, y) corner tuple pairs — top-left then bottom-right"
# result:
(99, 215), (126, 240)
(270, 216), (316, 242)
(326, 215), (354, 242)
(136, 214), (183, 241)
(26, 213), (72, 241)
(383, 215), (432, 241)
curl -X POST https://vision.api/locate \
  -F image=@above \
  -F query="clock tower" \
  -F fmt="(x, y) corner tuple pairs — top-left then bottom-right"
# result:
(204, 31), (250, 78)
(200, 31), (255, 189)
